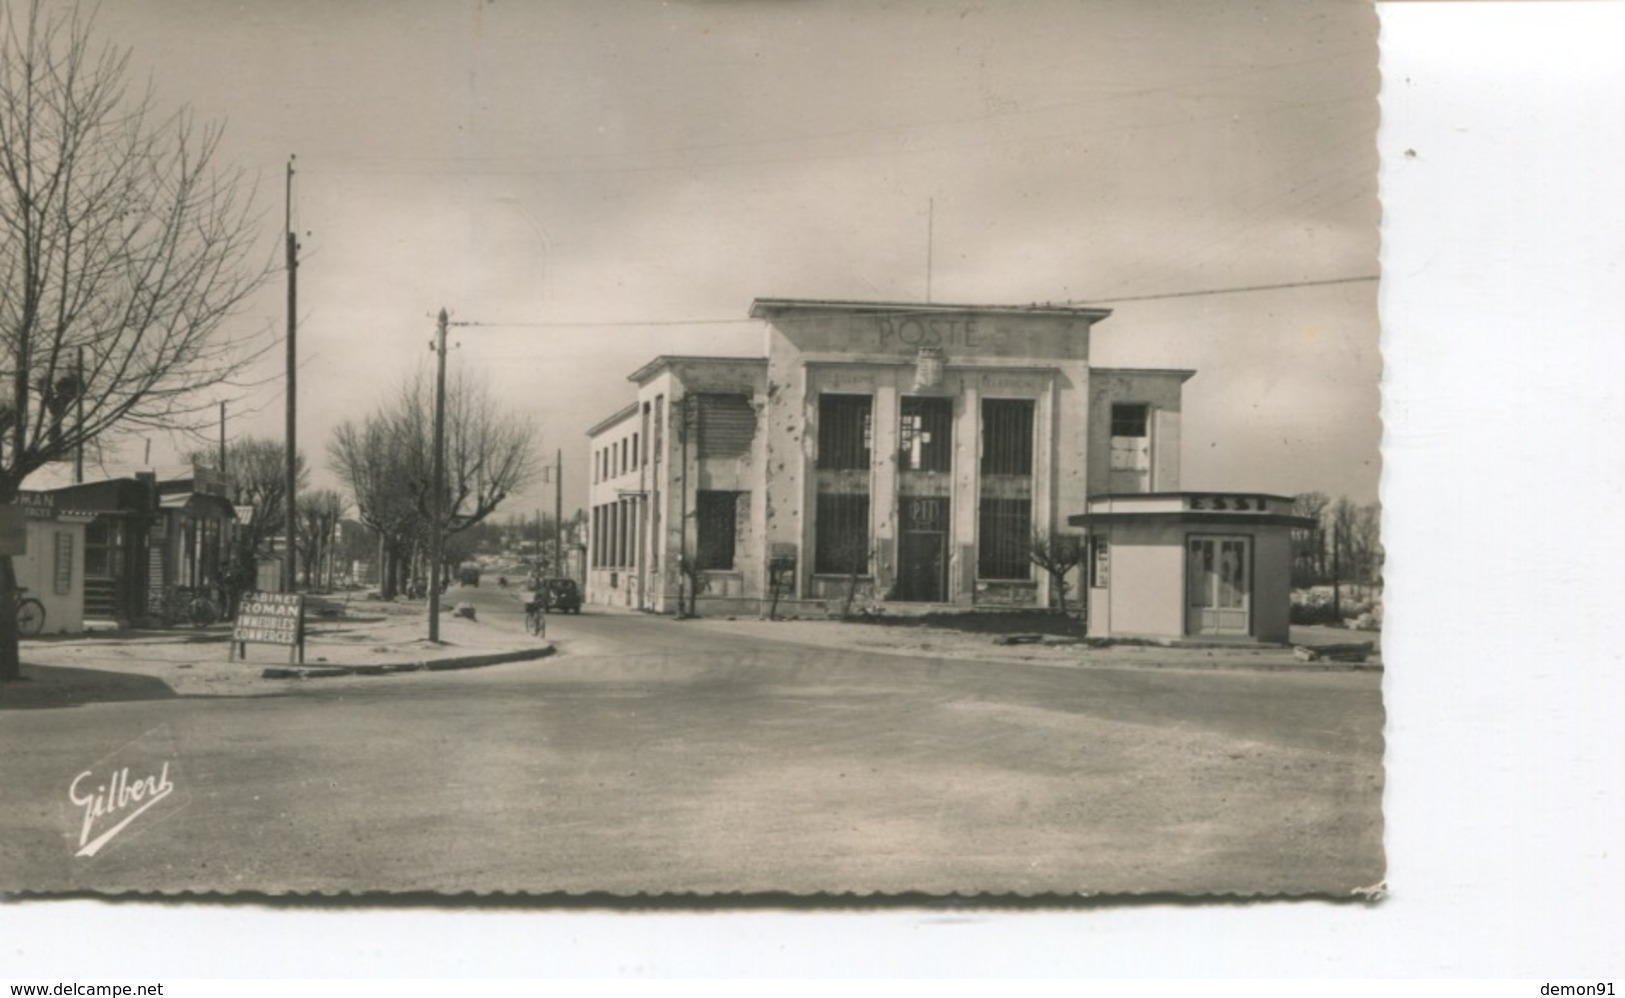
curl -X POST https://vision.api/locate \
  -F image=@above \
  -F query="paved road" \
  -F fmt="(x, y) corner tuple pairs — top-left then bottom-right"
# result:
(0, 584), (1385, 896)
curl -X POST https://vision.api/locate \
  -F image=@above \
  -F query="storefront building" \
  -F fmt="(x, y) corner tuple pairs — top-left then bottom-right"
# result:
(585, 298), (1195, 616)
(16, 470), (159, 628)
(11, 488), (95, 635)
(150, 464), (237, 608)
(16, 462), (237, 629)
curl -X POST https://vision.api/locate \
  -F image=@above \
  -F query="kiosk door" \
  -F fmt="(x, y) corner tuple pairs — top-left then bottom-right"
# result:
(1187, 535), (1251, 636)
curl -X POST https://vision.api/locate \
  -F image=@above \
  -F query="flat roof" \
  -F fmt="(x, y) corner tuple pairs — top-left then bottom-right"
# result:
(585, 402), (639, 438)
(748, 297), (1112, 322)
(1092, 366), (1198, 382)
(1088, 491), (1301, 503)
(626, 354), (767, 385)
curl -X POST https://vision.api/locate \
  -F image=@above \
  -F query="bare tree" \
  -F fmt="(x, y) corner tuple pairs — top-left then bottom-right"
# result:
(831, 534), (871, 620)
(1330, 496), (1360, 616)
(1291, 491), (1332, 586)
(1350, 501), (1383, 589)
(329, 368), (537, 598)
(193, 436), (307, 607)
(0, 3), (272, 678)
(296, 488), (347, 589)
(329, 415), (417, 597)
(1029, 529), (1086, 615)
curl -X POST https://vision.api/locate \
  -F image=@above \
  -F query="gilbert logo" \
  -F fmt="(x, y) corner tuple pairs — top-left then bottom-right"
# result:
(64, 728), (186, 859)
(68, 762), (175, 857)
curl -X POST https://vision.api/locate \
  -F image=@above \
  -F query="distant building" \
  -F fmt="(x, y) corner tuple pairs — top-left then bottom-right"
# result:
(585, 297), (1216, 623)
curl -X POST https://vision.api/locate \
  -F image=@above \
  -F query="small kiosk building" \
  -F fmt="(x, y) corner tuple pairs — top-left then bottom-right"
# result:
(1069, 492), (1314, 644)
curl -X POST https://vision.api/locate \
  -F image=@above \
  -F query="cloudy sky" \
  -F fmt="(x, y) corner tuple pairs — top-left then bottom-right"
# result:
(90, 0), (1380, 515)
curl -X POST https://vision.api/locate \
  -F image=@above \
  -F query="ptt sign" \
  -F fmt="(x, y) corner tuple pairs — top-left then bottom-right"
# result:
(1185, 494), (1283, 513)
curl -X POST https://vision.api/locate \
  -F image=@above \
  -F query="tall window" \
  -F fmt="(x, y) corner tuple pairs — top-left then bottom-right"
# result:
(815, 494), (870, 574)
(817, 394), (872, 470)
(653, 395), (665, 463)
(816, 394), (872, 574)
(982, 398), (1034, 475)
(978, 498), (1031, 579)
(979, 399), (1035, 580)
(695, 491), (742, 570)
(1109, 402), (1151, 493)
(899, 397), (952, 472)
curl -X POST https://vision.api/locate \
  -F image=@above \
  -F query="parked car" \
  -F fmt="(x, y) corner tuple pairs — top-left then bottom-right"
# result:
(540, 577), (582, 614)
(458, 564), (481, 587)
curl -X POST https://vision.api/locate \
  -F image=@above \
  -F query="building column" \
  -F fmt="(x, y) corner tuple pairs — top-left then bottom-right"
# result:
(871, 376), (900, 595)
(953, 377), (980, 605)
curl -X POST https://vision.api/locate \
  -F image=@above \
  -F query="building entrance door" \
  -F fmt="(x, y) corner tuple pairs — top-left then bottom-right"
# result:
(896, 496), (948, 601)
(1186, 535), (1251, 636)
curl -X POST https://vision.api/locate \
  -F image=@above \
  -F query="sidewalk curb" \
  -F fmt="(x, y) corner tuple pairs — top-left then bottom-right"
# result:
(262, 643), (555, 681)
(669, 618), (1381, 674)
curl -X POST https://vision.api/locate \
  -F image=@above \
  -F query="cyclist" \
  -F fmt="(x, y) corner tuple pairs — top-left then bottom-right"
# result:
(522, 580), (547, 637)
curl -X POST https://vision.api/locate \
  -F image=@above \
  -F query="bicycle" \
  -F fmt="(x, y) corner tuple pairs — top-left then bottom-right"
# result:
(524, 599), (546, 638)
(153, 585), (221, 628)
(16, 587), (45, 638)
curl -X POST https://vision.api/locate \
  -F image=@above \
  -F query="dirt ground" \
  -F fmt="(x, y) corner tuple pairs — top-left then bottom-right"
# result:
(0, 590), (1377, 712)
(678, 612), (1379, 673)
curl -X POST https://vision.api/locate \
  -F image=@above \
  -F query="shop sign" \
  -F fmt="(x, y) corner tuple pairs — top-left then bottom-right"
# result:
(231, 590), (306, 663)
(17, 490), (56, 518)
(1185, 494), (1279, 513)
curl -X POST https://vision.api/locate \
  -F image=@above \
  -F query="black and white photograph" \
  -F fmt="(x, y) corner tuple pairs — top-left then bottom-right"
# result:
(0, 0), (1384, 905)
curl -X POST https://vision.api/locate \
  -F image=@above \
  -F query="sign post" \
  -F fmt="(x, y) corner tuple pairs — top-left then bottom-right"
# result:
(0, 505), (27, 557)
(230, 590), (305, 664)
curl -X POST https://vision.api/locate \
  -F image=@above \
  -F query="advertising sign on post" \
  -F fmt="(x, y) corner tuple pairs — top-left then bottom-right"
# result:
(231, 591), (305, 663)
(0, 505), (26, 556)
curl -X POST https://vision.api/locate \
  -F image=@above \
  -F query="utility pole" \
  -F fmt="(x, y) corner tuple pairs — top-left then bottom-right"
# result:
(218, 401), (227, 475)
(428, 307), (449, 642)
(284, 155), (299, 593)
(926, 196), (934, 303)
(554, 448), (563, 583)
(74, 347), (85, 484)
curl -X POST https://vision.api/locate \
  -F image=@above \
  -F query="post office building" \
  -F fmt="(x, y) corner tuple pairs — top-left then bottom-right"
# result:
(585, 298), (1196, 618)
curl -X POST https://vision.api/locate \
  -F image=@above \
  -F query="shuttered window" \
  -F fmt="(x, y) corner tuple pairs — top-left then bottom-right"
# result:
(695, 394), (756, 458)
(815, 494), (870, 574)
